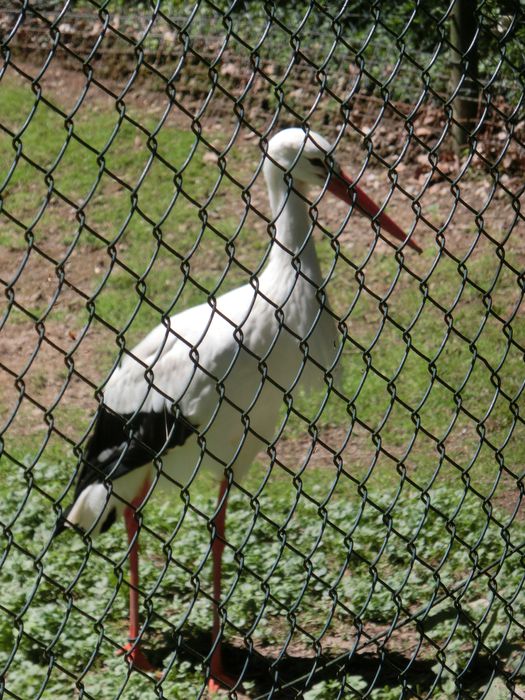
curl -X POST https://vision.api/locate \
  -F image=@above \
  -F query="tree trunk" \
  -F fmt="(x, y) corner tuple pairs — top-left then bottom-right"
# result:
(450, 0), (479, 151)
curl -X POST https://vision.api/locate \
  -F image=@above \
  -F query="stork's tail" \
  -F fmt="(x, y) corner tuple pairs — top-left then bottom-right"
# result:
(53, 481), (118, 538)
(54, 404), (196, 539)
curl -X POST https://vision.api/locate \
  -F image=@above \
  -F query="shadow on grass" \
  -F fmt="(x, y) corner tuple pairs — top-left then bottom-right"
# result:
(143, 628), (506, 698)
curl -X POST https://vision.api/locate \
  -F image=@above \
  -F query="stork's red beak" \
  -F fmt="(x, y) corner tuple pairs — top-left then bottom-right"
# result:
(327, 168), (422, 253)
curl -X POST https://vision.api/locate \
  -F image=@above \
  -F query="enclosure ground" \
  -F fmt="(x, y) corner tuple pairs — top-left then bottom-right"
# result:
(1, 46), (524, 700)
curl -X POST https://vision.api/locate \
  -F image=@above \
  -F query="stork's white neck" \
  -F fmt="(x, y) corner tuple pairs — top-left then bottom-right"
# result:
(264, 167), (322, 283)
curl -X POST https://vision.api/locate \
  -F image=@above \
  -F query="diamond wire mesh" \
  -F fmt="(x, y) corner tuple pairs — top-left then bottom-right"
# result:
(0, 1), (524, 698)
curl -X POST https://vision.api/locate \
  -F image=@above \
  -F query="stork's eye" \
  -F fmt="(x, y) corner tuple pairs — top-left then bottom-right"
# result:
(309, 157), (326, 170)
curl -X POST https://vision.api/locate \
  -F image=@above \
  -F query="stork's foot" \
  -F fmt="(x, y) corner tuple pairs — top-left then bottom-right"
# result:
(208, 675), (238, 694)
(116, 641), (156, 672)
(207, 666), (240, 694)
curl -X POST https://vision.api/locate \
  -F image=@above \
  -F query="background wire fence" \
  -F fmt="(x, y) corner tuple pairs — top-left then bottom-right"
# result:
(0, 1), (524, 698)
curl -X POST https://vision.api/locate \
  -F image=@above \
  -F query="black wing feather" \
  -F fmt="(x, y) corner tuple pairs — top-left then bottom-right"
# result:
(74, 405), (196, 496)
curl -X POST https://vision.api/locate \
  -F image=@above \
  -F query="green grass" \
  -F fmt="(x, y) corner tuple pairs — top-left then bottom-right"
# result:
(0, 78), (262, 341)
(1, 73), (524, 699)
(0, 457), (523, 699)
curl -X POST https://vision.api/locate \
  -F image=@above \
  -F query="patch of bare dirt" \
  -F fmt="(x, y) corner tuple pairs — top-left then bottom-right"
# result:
(1, 57), (524, 484)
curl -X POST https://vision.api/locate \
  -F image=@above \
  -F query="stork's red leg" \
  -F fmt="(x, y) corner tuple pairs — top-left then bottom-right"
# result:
(207, 478), (238, 693)
(116, 479), (155, 672)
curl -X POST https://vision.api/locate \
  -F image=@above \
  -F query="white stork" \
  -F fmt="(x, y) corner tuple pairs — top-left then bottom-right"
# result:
(57, 128), (421, 691)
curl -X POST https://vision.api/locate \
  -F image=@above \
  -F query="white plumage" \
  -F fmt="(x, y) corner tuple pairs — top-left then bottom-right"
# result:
(60, 127), (420, 689)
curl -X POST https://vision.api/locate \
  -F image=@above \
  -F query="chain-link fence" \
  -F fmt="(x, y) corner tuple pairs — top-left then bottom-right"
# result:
(1, 1), (524, 698)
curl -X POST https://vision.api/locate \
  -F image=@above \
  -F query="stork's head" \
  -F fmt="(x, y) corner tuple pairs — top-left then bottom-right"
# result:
(265, 128), (421, 253)
(265, 128), (334, 186)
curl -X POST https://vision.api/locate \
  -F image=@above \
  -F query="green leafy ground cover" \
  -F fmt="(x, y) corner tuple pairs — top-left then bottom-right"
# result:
(1, 67), (524, 699)
(0, 460), (523, 699)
